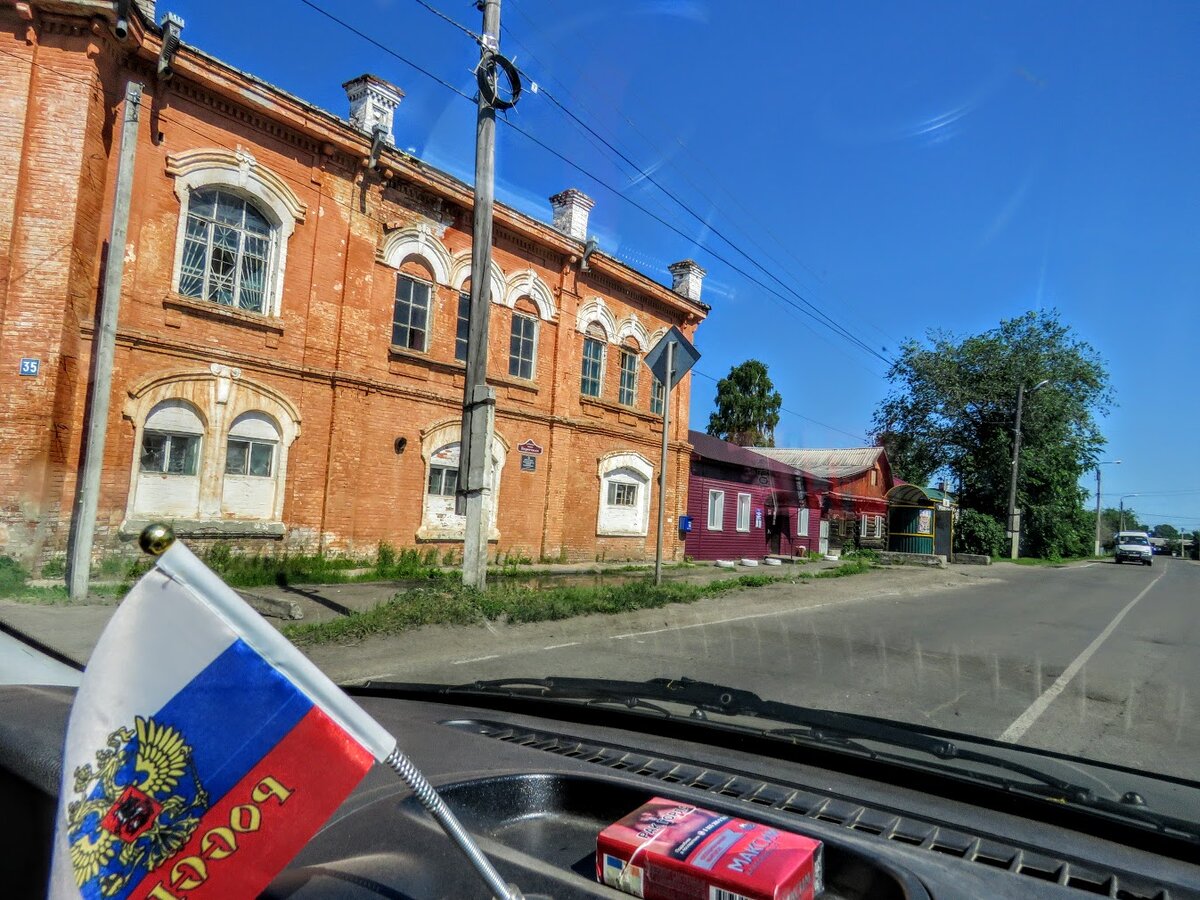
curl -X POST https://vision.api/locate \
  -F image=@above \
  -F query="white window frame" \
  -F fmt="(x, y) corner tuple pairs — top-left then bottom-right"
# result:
(798, 508), (810, 536)
(223, 436), (275, 478)
(417, 422), (507, 542)
(167, 148), (305, 319)
(392, 272), (433, 352)
(581, 332), (606, 397)
(122, 371), (301, 528)
(650, 375), (665, 416)
(597, 451), (653, 537)
(860, 514), (883, 539)
(509, 311), (538, 380)
(618, 348), (639, 406)
(736, 493), (751, 532)
(455, 291), (470, 363)
(140, 430), (201, 476)
(707, 490), (725, 531)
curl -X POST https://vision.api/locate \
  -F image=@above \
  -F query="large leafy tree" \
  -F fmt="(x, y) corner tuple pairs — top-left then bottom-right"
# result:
(707, 360), (783, 447)
(872, 310), (1112, 557)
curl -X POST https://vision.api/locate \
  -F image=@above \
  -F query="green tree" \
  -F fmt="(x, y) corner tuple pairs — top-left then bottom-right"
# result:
(953, 509), (1006, 557)
(1152, 523), (1179, 540)
(872, 310), (1112, 557)
(707, 360), (783, 447)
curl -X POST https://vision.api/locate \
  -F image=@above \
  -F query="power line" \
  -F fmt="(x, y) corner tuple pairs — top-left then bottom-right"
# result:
(692, 370), (871, 445)
(302, 0), (893, 370)
(512, 67), (894, 366)
(504, 0), (901, 356)
(409, 0), (482, 42)
(297, 0), (474, 102)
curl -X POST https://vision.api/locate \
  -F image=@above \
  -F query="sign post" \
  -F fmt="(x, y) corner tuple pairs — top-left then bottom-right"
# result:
(644, 327), (700, 586)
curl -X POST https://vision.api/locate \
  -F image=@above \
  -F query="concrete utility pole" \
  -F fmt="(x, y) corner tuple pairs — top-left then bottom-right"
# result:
(1093, 459), (1121, 556)
(69, 81), (144, 601)
(458, 0), (501, 590)
(1006, 379), (1049, 559)
(654, 341), (674, 586)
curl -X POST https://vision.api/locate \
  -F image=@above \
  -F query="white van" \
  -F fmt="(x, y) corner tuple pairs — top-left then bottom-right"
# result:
(1114, 531), (1153, 566)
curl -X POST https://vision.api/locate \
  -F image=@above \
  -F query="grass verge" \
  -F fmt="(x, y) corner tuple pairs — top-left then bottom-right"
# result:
(284, 559), (875, 647)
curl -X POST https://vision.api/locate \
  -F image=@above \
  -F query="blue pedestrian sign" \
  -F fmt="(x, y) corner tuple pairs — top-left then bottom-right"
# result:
(19, 358), (40, 377)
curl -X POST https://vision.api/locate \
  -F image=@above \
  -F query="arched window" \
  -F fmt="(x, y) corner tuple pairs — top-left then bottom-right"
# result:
(581, 322), (607, 397)
(508, 298), (539, 380)
(418, 423), (508, 541)
(597, 452), (653, 536)
(177, 188), (274, 313)
(618, 339), (640, 407)
(222, 412), (282, 520)
(134, 400), (205, 517)
(393, 272), (433, 351)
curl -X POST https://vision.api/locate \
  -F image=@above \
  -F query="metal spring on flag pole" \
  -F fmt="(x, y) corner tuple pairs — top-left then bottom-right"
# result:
(384, 747), (523, 900)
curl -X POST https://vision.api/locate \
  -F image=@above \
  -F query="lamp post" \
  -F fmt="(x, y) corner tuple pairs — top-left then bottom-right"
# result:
(1093, 460), (1122, 556)
(1006, 379), (1050, 559)
(1118, 493), (1138, 533)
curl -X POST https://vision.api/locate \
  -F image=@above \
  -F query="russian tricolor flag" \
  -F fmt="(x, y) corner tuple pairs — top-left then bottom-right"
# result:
(49, 541), (397, 900)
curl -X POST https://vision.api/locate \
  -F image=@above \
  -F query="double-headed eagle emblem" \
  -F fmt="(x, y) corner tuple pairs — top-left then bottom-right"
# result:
(67, 717), (208, 896)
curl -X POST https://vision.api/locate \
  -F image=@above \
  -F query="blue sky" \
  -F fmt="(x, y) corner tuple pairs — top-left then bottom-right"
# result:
(166, 0), (1200, 530)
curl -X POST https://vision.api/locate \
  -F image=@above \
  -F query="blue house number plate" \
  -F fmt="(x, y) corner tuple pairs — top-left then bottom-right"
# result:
(19, 358), (40, 377)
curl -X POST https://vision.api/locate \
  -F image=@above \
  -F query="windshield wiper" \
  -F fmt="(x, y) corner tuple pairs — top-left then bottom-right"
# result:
(378, 675), (1200, 842)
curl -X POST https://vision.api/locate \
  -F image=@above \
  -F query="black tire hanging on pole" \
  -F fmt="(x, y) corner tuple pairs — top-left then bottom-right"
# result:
(477, 53), (521, 110)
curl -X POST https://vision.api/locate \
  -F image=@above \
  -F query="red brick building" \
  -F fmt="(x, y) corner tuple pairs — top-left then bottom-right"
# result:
(0, 1), (708, 565)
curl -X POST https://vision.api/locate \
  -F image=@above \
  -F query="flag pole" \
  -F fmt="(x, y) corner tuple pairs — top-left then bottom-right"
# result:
(138, 525), (523, 900)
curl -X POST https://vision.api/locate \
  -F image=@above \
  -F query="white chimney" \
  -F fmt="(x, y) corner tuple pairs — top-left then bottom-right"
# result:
(343, 74), (404, 146)
(549, 189), (595, 240)
(668, 259), (706, 302)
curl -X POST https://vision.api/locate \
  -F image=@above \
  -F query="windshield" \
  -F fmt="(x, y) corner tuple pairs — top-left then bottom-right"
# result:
(3, 0), (1199, 832)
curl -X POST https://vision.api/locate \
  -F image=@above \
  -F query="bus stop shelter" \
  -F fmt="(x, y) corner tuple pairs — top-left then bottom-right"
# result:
(887, 484), (955, 558)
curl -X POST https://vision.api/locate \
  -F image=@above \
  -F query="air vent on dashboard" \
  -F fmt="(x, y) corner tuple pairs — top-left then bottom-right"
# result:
(443, 719), (1173, 900)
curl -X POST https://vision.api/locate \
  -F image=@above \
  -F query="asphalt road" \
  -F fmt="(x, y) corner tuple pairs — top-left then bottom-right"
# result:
(364, 557), (1200, 782)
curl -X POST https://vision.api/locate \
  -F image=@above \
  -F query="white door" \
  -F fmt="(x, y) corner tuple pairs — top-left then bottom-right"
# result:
(818, 519), (830, 555)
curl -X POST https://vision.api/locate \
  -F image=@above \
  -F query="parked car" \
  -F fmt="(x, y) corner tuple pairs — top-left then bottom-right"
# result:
(1114, 531), (1153, 565)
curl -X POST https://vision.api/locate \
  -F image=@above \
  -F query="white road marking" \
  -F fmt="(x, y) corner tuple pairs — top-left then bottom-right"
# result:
(998, 570), (1166, 743)
(542, 641), (580, 650)
(453, 654), (499, 665)
(610, 602), (834, 641)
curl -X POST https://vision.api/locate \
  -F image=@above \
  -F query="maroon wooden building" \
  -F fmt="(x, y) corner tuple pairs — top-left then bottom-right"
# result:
(684, 431), (821, 560)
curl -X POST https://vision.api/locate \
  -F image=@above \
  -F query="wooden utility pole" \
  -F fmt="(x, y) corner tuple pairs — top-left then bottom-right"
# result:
(69, 81), (143, 600)
(459, 0), (502, 590)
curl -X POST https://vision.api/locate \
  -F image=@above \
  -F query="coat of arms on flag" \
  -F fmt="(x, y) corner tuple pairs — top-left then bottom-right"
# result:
(49, 526), (522, 900)
(66, 716), (207, 895)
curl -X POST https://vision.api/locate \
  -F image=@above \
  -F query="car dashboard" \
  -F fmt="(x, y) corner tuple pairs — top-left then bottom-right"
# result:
(2, 683), (1198, 899)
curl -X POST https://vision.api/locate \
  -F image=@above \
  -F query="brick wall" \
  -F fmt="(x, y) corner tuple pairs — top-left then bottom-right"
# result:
(0, 3), (705, 567)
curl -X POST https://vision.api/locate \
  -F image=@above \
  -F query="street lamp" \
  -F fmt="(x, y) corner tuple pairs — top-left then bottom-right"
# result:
(1006, 379), (1051, 559)
(1093, 460), (1122, 556)
(1118, 493), (1138, 533)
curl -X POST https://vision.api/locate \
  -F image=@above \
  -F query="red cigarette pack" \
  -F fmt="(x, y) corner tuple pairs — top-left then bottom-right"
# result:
(596, 797), (823, 900)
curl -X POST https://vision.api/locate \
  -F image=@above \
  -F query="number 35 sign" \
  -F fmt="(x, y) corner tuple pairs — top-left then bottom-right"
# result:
(19, 358), (40, 377)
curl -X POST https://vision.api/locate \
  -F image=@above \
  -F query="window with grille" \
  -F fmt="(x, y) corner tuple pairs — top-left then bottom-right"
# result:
(140, 432), (200, 476)
(177, 188), (273, 313)
(455, 292), (470, 362)
(509, 313), (537, 379)
(392, 274), (432, 351)
(581, 326), (606, 397)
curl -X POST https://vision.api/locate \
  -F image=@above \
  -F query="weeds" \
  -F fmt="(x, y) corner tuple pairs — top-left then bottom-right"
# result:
(284, 572), (790, 647)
